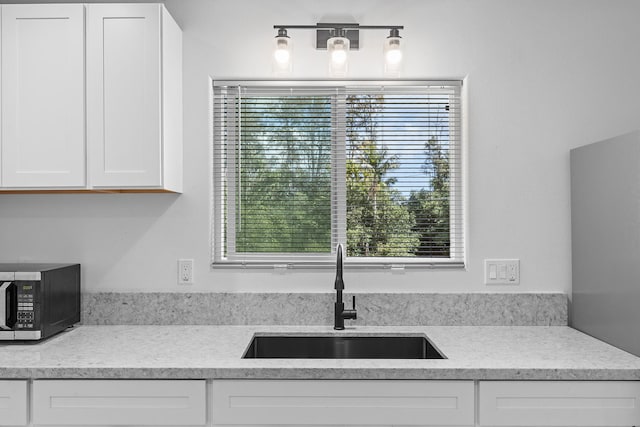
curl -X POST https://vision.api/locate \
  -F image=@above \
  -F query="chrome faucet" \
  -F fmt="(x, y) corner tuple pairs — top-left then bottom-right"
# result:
(334, 243), (356, 330)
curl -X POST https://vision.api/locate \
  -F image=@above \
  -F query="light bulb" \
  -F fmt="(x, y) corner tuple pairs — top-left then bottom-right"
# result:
(331, 46), (347, 64)
(274, 41), (290, 65)
(385, 46), (402, 65)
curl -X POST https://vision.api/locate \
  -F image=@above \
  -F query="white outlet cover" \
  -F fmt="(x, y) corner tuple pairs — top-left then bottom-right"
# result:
(178, 259), (194, 285)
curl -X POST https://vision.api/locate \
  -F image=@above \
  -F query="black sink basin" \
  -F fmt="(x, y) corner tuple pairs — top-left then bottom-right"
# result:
(242, 335), (445, 359)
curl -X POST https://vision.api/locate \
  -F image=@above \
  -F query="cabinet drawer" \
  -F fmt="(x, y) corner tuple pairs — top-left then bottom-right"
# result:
(479, 381), (640, 426)
(33, 380), (205, 425)
(0, 380), (27, 426)
(212, 380), (474, 426)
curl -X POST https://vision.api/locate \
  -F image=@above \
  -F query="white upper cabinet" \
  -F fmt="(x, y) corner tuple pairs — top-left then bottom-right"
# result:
(1, 4), (85, 188)
(0, 3), (182, 193)
(87, 4), (182, 192)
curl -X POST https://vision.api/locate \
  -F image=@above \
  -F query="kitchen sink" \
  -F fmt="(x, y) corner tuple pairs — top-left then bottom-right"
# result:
(242, 335), (445, 359)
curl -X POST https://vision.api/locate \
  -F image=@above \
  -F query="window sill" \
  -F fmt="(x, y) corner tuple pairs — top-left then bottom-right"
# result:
(211, 260), (465, 270)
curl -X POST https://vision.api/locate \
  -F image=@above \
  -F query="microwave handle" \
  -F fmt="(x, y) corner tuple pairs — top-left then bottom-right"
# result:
(0, 282), (15, 330)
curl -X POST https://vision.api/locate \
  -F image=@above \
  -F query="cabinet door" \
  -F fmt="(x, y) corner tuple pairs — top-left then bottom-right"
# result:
(1, 4), (85, 188)
(212, 380), (475, 426)
(87, 4), (162, 188)
(479, 381), (640, 426)
(0, 10), (2, 187)
(0, 380), (27, 426)
(33, 380), (206, 425)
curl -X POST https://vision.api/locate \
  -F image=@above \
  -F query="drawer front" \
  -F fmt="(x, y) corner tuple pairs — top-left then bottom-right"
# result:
(212, 379), (474, 426)
(33, 380), (206, 425)
(479, 381), (640, 426)
(0, 380), (27, 426)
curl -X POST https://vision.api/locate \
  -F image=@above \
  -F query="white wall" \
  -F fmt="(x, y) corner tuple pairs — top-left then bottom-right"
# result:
(1, 0), (639, 293)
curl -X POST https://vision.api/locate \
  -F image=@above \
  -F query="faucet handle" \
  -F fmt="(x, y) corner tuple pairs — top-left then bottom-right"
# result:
(347, 295), (357, 320)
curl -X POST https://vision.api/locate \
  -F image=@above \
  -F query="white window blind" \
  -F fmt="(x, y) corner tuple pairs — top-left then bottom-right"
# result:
(212, 81), (463, 268)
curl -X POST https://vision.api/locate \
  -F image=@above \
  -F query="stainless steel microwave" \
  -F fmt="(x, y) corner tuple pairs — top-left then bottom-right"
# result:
(0, 263), (80, 340)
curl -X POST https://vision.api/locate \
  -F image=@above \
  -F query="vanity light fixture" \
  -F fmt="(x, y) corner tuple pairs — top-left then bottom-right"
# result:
(272, 23), (404, 77)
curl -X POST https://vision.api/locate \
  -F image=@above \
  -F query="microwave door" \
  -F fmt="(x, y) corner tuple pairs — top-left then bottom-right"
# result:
(0, 281), (17, 331)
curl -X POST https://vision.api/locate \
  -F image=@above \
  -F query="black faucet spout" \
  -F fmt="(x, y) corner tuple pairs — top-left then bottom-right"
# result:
(335, 243), (344, 290)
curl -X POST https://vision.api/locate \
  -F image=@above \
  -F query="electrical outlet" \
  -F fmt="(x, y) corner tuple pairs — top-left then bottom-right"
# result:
(178, 259), (194, 285)
(484, 259), (519, 285)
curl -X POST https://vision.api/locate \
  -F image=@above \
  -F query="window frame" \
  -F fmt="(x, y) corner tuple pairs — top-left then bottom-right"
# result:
(211, 80), (465, 269)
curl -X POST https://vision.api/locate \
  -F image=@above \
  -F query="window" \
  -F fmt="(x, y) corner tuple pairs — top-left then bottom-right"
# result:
(212, 81), (463, 268)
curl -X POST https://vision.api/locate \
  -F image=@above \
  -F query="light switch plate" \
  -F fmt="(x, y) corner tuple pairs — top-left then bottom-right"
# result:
(484, 259), (520, 285)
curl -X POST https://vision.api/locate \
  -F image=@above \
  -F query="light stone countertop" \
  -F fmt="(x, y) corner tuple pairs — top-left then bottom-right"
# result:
(0, 325), (639, 380)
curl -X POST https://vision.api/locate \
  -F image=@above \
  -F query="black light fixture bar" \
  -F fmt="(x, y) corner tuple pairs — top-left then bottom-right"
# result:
(272, 24), (404, 30)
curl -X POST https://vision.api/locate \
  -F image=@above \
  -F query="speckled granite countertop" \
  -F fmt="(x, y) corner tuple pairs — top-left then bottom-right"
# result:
(0, 325), (639, 380)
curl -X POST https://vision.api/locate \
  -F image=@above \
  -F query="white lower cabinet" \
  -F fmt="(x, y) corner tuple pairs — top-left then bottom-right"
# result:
(212, 379), (475, 426)
(0, 380), (28, 426)
(32, 380), (206, 426)
(478, 381), (640, 427)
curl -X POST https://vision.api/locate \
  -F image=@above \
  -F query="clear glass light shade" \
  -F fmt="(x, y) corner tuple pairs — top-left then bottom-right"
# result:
(384, 36), (402, 76)
(327, 36), (349, 77)
(273, 36), (292, 75)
